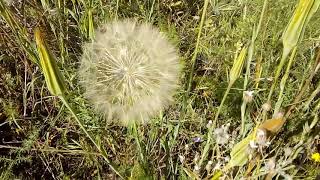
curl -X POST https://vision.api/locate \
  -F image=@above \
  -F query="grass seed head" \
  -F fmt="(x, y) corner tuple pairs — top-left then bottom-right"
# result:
(79, 19), (180, 125)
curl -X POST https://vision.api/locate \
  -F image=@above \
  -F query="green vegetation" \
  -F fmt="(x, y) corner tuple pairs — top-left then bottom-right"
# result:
(0, 0), (320, 179)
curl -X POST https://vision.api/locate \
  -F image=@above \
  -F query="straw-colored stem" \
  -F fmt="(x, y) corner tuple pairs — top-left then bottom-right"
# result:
(304, 81), (320, 109)
(315, 99), (320, 112)
(0, 145), (102, 156)
(285, 56), (320, 119)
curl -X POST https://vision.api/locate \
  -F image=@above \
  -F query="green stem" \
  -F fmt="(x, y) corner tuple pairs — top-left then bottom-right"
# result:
(184, 0), (209, 108)
(240, 0), (268, 136)
(315, 99), (320, 112)
(148, 0), (156, 22)
(198, 83), (233, 167)
(266, 47), (291, 109)
(214, 83), (233, 124)
(274, 47), (297, 116)
(132, 122), (145, 164)
(59, 96), (124, 179)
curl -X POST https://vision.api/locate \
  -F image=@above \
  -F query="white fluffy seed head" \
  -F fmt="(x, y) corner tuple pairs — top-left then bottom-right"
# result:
(79, 20), (180, 125)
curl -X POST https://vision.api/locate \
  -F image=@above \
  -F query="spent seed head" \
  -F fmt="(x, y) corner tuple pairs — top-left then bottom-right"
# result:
(79, 20), (180, 125)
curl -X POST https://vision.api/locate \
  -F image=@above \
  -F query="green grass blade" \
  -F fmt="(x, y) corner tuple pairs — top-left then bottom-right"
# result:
(241, 0), (268, 136)
(199, 46), (247, 168)
(184, 0), (209, 108)
(274, 47), (297, 116)
(0, 0), (38, 64)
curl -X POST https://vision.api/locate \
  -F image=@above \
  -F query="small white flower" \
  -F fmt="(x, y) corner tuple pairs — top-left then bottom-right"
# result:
(213, 162), (221, 170)
(262, 102), (272, 111)
(185, 144), (190, 151)
(265, 158), (276, 171)
(214, 123), (230, 145)
(256, 128), (267, 145)
(193, 16), (200, 20)
(206, 120), (213, 128)
(249, 140), (258, 149)
(243, 90), (254, 103)
(273, 111), (284, 119)
(192, 137), (202, 143)
(194, 165), (200, 171)
(194, 153), (200, 163)
(178, 155), (185, 163)
(205, 161), (213, 172)
(284, 147), (292, 158)
(224, 156), (230, 162)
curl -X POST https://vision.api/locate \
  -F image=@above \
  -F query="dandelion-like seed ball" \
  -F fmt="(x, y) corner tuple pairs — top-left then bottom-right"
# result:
(79, 20), (180, 125)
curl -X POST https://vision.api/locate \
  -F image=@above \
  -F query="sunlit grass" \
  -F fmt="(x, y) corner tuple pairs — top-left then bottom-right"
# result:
(0, 0), (320, 179)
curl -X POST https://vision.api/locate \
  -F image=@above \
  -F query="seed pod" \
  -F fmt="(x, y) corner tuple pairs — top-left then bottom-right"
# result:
(230, 47), (247, 85)
(34, 28), (66, 96)
(282, 0), (320, 52)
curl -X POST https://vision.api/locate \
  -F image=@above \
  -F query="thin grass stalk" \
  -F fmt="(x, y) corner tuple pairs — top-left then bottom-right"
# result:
(148, 0), (156, 21)
(198, 83), (233, 167)
(285, 50), (320, 119)
(214, 83), (233, 125)
(240, 30), (255, 136)
(60, 96), (124, 179)
(273, 47), (297, 116)
(304, 81), (320, 109)
(184, 0), (209, 108)
(240, 0), (268, 136)
(116, 0), (119, 19)
(0, 144), (101, 155)
(254, 55), (263, 89)
(88, 8), (94, 39)
(0, 0), (38, 64)
(57, 0), (68, 64)
(266, 48), (291, 103)
(199, 47), (247, 167)
(199, 83), (232, 167)
(315, 99), (320, 111)
(131, 122), (146, 165)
